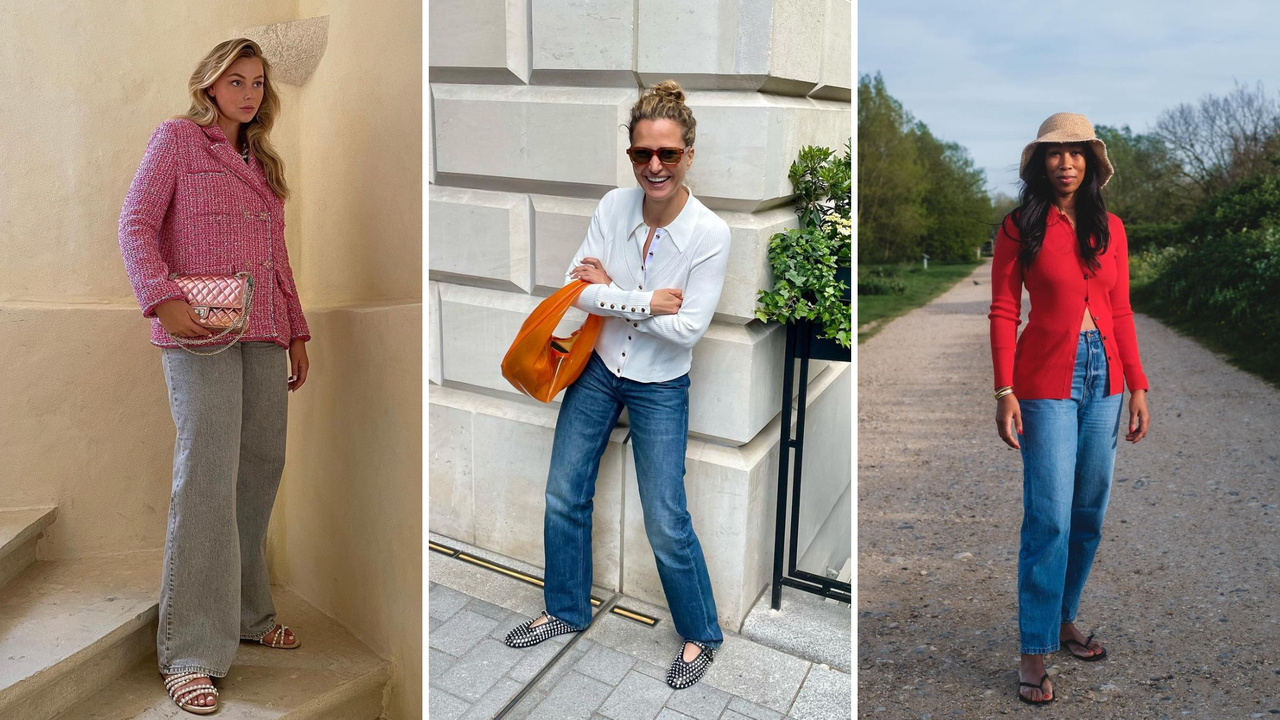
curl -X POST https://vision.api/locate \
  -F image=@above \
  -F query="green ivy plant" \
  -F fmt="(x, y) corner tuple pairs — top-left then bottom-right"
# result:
(755, 139), (852, 348)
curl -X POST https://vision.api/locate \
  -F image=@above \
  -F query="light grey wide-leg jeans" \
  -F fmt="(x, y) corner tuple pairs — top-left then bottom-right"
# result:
(157, 341), (288, 677)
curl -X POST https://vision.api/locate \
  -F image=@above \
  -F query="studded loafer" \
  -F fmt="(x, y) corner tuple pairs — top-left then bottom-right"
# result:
(503, 610), (583, 648)
(666, 640), (716, 690)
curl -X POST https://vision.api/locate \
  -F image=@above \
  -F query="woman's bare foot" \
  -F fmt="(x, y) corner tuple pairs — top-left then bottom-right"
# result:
(1059, 622), (1104, 659)
(682, 641), (703, 662)
(529, 615), (549, 628)
(164, 672), (218, 710)
(264, 623), (297, 647)
(1018, 654), (1053, 703)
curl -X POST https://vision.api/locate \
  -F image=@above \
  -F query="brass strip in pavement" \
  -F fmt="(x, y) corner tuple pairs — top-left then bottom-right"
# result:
(431, 539), (659, 623)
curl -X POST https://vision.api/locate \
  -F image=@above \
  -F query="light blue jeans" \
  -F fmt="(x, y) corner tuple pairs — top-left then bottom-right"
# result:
(1016, 330), (1123, 654)
(158, 341), (289, 677)
(542, 352), (723, 650)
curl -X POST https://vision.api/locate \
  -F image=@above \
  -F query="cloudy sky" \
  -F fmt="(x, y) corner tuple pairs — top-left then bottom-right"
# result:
(858, 1), (1280, 195)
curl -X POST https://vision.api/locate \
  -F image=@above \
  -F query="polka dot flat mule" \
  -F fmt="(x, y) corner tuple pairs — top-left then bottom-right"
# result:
(503, 610), (583, 648)
(667, 640), (716, 690)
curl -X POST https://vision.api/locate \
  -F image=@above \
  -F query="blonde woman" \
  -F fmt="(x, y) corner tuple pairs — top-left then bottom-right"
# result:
(118, 38), (310, 714)
(503, 80), (731, 691)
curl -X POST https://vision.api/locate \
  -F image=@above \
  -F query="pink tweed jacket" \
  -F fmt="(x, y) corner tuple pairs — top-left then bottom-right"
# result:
(118, 118), (309, 349)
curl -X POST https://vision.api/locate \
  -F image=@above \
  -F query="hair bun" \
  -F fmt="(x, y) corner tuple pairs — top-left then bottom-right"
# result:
(650, 80), (685, 105)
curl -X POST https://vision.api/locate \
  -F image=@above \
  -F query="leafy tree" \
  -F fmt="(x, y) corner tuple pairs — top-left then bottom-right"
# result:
(858, 73), (927, 262)
(912, 124), (992, 261)
(1096, 124), (1195, 223)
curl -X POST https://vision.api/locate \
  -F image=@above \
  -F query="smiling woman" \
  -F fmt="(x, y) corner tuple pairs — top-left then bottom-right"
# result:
(501, 79), (733, 694)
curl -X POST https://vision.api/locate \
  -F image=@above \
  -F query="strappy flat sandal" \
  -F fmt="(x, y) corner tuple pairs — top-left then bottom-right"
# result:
(255, 623), (301, 649)
(163, 672), (220, 715)
(1017, 671), (1055, 705)
(1062, 632), (1108, 661)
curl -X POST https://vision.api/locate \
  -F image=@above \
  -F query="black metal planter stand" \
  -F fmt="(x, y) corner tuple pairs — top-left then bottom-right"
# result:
(770, 317), (852, 609)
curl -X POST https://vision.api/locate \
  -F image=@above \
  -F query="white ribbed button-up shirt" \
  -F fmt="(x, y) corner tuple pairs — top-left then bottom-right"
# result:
(566, 187), (732, 383)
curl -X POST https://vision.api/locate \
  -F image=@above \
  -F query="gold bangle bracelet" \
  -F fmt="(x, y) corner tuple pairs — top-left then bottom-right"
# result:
(994, 386), (1014, 400)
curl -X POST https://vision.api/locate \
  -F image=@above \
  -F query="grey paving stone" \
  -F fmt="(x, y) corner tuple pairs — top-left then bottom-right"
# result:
(430, 608), (500, 657)
(505, 688), (547, 720)
(575, 640), (638, 686)
(703, 638), (810, 714)
(726, 696), (785, 720)
(529, 671), (614, 719)
(429, 688), (470, 720)
(787, 666), (851, 720)
(633, 660), (668, 681)
(467, 596), (514, 620)
(662, 676), (731, 719)
(655, 710), (696, 720)
(462, 675), (523, 720)
(538, 643), (589, 689)
(437, 638), (524, 702)
(740, 585), (851, 673)
(430, 583), (471, 621)
(429, 647), (458, 685)
(586, 609), (685, 670)
(598, 670), (675, 720)
(509, 633), (572, 683)
(721, 711), (756, 720)
(491, 610), (529, 641)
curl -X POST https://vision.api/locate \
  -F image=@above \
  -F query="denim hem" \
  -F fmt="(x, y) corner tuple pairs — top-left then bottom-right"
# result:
(545, 611), (588, 632)
(1020, 643), (1060, 655)
(1061, 616), (1076, 625)
(687, 637), (723, 650)
(240, 618), (279, 642)
(160, 664), (228, 679)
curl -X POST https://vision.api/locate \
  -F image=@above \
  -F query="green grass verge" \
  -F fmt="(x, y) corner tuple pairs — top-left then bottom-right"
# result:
(857, 260), (984, 343)
(1130, 281), (1280, 390)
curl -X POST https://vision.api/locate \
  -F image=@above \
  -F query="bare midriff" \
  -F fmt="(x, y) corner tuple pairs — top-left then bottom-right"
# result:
(1080, 306), (1097, 330)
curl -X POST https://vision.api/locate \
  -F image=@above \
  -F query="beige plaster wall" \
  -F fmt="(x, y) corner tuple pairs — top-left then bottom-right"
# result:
(266, 2), (423, 720)
(0, 2), (422, 719)
(0, 0), (297, 553)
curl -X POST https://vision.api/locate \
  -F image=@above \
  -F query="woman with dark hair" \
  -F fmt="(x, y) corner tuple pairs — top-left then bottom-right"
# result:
(119, 38), (309, 714)
(988, 113), (1151, 705)
(501, 79), (730, 691)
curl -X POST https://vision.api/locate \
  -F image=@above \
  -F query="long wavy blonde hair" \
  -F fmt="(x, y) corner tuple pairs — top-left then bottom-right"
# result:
(175, 38), (289, 201)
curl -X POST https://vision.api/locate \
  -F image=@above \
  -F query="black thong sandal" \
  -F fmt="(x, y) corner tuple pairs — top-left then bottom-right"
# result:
(1063, 632), (1108, 661)
(1018, 672), (1056, 705)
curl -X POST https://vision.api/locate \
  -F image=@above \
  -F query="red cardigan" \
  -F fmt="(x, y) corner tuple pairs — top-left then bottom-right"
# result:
(989, 208), (1149, 400)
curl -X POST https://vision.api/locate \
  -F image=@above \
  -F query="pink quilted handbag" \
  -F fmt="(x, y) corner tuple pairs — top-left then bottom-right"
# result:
(166, 272), (255, 356)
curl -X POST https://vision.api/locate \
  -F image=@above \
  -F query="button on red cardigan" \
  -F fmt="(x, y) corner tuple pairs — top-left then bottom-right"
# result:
(989, 208), (1149, 400)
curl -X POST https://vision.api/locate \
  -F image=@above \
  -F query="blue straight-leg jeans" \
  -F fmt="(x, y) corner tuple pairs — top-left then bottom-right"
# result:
(1016, 330), (1123, 654)
(543, 352), (723, 650)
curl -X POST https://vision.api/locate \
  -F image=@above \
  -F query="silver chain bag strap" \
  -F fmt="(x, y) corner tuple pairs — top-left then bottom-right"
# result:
(165, 272), (255, 356)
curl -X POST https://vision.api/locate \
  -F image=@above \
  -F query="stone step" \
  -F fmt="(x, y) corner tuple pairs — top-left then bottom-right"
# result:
(0, 552), (160, 720)
(0, 506), (57, 590)
(52, 585), (392, 719)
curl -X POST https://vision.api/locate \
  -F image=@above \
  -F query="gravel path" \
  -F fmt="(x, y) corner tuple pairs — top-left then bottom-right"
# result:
(857, 259), (1280, 718)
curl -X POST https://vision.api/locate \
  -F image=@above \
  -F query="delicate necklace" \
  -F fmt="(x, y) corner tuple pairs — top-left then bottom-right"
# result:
(240, 143), (250, 163)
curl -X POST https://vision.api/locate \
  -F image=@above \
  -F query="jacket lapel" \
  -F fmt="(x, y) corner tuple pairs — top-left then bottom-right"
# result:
(200, 124), (274, 207)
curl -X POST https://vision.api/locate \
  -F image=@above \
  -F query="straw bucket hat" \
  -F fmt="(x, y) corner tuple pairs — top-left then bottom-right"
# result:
(1019, 112), (1114, 188)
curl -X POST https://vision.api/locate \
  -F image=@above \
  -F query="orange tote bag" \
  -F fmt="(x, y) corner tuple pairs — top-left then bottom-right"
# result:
(501, 281), (603, 403)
